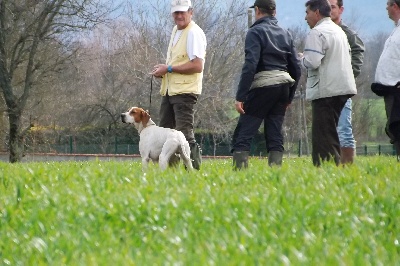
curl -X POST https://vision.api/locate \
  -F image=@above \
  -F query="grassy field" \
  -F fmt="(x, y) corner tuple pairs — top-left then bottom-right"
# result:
(1, 157), (399, 265)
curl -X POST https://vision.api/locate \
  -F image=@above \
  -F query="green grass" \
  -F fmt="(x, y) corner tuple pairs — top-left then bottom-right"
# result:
(1, 157), (399, 265)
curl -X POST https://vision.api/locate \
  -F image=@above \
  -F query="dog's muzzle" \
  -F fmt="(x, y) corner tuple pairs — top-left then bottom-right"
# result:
(121, 113), (127, 123)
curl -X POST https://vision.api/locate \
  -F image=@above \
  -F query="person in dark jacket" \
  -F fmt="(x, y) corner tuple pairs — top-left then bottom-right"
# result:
(231, 0), (301, 169)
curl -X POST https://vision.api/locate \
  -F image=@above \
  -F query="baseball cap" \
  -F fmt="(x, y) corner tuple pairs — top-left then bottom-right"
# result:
(171, 0), (192, 13)
(250, 0), (276, 10)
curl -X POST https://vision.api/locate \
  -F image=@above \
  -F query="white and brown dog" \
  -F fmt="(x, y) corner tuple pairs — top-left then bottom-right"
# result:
(121, 107), (193, 171)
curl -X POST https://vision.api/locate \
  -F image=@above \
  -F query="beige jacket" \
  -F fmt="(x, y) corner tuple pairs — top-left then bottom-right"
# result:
(302, 18), (356, 101)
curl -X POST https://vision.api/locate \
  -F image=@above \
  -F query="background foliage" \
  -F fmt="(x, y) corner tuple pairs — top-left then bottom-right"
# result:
(0, 0), (391, 159)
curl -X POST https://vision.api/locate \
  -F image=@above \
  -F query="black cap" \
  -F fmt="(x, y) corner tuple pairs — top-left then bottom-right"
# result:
(250, 0), (276, 10)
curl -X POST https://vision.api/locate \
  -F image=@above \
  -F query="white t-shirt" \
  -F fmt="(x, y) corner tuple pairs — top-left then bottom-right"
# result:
(172, 21), (207, 61)
(375, 19), (400, 86)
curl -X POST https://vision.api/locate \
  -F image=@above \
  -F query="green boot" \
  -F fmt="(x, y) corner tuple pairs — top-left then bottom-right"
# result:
(190, 143), (202, 170)
(232, 151), (249, 170)
(268, 151), (283, 167)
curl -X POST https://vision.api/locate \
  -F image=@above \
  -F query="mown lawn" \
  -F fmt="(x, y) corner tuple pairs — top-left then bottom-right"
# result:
(1, 157), (399, 265)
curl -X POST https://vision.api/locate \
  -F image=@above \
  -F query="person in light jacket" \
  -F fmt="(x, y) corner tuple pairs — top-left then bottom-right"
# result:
(300, 0), (356, 166)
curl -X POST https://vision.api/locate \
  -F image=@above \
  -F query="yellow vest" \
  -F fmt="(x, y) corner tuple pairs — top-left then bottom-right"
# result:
(160, 21), (203, 96)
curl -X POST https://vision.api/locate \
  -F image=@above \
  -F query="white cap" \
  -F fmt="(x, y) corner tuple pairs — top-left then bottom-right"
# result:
(171, 0), (192, 13)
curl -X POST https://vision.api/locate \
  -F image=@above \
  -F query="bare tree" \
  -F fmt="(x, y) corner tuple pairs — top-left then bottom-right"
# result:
(0, 0), (112, 162)
(82, 0), (251, 153)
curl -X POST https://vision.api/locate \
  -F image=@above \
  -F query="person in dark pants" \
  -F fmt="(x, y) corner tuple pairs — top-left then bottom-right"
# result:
(371, 0), (400, 161)
(300, 0), (356, 166)
(151, 0), (206, 170)
(231, 0), (301, 170)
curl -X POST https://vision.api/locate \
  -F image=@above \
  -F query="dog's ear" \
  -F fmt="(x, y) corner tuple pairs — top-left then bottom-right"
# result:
(141, 110), (150, 127)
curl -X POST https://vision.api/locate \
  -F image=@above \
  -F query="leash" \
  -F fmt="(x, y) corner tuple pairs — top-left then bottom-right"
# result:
(148, 75), (153, 115)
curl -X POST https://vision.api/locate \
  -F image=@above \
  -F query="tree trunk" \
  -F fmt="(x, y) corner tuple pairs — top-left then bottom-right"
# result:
(8, 112), (24, 163)
(301, 86), (310, 155)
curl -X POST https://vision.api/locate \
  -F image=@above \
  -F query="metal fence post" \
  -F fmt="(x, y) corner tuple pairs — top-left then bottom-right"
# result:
(248, 9), (252, 28)
(69, 136), (73, 154)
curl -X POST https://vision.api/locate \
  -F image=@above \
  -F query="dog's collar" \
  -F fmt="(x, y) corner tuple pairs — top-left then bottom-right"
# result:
(146, 121), (156, 127)
(137, 120), (156, 134)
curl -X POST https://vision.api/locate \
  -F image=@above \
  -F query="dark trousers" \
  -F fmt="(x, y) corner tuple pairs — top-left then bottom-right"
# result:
(384, 94), (400, 142)
(231, 84), (289, 153)
(312, 95), (349, 166)
(159, 93), (198, 144)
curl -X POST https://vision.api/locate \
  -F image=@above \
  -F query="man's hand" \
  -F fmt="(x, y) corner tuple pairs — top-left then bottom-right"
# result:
(150, 64), (167, 78)
(235, 101), (245, 114)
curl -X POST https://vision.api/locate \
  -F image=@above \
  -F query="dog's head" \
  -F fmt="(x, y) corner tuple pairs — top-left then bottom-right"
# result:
(121, 107), (150, 127)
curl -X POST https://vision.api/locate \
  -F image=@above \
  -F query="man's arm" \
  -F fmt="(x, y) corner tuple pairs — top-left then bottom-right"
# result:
(287, 38), (302, 103)
(236, 30), (261, 102)
(340, 23), (365, 78)
(348, 33), (365, 78)
(151, 26), (206, 77)
(301, 29), (326, 70)
(150, 58), (203, 77)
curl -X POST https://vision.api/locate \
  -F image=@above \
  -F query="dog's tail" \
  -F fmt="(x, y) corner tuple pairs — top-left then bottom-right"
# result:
(180, 138), (191, 159)
(178, 133), (193, 169)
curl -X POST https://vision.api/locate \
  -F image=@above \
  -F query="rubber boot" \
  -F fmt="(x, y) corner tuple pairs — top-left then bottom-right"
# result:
(168, 153), (180, 168)
(340, 147), (354, 164)
(190, 143), (202, 170)
(268, 151), (283, 167)
(232, 151), (249, 170)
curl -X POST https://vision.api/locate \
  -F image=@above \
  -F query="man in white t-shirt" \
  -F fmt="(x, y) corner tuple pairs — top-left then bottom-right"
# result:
(372, 0), (400, 160)
(151, 0), (207, 170)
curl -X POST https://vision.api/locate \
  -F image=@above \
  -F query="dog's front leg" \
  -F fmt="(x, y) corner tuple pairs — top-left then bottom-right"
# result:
(142, 157), (150, 172)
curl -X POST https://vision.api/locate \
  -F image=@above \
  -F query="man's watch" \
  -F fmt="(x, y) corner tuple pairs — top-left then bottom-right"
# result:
(167, 65), (173, 73)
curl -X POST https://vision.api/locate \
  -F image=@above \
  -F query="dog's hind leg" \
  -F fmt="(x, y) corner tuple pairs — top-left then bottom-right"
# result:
(159, 153), (169, 170)
(180, 142), (193, 170)
(160, 140), (181, 170)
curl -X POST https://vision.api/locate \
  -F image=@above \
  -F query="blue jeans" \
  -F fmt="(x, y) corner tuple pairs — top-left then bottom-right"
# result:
(337, 98), (355, 148)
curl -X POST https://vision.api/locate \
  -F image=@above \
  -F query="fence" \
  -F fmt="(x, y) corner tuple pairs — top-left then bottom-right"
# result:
(24, 136), (397, 157)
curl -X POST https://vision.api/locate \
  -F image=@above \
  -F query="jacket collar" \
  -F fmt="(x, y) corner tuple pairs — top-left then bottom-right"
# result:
(251, 15), (277, 28)
(315, 17), (332, 27)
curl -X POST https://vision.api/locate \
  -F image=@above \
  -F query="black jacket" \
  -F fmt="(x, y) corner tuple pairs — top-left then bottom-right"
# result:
(236, 16), (301, 103)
